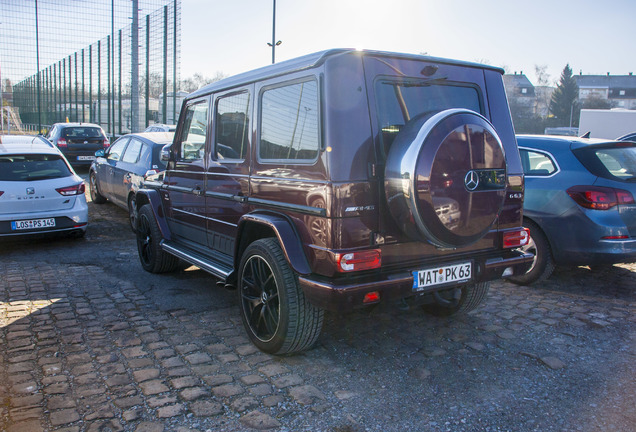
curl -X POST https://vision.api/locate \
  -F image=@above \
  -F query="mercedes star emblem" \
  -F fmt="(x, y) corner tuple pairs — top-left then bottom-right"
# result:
(464, 170), (479, 191)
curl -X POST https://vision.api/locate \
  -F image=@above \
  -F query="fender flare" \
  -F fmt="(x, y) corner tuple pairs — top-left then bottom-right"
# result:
(236, 213), (311, 276)
(135, 189), (172, 240)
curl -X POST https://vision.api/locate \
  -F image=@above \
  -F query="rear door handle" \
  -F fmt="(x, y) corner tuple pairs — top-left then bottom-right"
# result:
(193, 186), (203, 196)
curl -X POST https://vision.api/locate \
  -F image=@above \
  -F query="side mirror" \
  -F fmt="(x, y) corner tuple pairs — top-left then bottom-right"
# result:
(160, 144), (171, 161)
(95, 149), (105, 157)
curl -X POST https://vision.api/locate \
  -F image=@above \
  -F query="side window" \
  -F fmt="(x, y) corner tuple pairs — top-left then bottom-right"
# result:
(107, 137), (130, 161)
(520, 149), (558, 176)
(259, 79), (319, 162)
(178, 101), (208, 161)
(215, 91), (250, 160)
(121, 139), (143, 163)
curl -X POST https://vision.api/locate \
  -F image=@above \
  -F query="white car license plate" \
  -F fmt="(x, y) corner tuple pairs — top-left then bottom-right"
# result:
(413, 262), (472, 291)
(11, 218), (56, 231)
(77, 156), (95, 161)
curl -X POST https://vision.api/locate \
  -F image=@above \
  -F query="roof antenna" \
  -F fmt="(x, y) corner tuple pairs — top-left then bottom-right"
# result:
(580, 131), (591, 139)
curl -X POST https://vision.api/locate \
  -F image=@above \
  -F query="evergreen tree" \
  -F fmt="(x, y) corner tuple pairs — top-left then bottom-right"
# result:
(549, 64), (580, 127)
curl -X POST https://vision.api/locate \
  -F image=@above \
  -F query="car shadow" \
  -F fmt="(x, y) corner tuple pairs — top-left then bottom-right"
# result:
(535, 264), (636, 301)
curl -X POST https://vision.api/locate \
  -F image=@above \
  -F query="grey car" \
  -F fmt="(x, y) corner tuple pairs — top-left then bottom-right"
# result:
(508, 135), (636, 285)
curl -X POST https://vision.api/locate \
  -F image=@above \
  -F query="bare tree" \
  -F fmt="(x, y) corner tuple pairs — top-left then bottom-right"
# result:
(181, 72), (227, 93)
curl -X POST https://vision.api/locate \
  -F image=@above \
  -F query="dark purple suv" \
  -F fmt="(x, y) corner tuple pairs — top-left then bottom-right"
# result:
(135, 49), (532, 354)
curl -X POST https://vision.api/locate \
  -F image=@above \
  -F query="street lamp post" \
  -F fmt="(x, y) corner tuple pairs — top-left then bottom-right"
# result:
(267, 0), (282, 64)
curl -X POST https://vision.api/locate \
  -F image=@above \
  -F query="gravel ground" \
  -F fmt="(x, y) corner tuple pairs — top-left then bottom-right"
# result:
(1, 182), (635, 432)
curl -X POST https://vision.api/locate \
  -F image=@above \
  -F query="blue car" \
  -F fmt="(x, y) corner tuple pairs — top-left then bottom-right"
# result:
(89, 132), (173, 231)
(508, 135), (636, 285)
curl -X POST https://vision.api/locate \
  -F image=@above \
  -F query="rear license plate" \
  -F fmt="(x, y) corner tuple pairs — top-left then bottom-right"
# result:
(413, 262), (472, 291)
(77, 156), (95, 161)
(11, 218), (56, 231)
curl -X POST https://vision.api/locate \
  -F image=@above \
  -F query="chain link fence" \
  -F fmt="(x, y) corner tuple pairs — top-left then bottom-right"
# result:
(1, 0), (181, 136)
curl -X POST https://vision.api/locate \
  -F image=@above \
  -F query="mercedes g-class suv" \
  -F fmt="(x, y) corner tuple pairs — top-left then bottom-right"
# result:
(135, 49), (532, 354)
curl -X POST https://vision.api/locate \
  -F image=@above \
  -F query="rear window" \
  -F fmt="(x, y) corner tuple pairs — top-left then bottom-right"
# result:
(375, 80), (482, 154)
(573, 143), (636, 182)
(0, 154), (72, 181)
(151, 145), (168, 170)
(62, 127), (104, 139)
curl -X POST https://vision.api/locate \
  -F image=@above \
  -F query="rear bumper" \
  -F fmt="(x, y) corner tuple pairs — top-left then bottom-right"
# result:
(556, 238), (636, 265)
(0, 199), (88, 237)
(299, 250), (533, 312)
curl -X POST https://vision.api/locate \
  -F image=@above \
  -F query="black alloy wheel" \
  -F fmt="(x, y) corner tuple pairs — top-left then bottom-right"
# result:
(136, 204), (178, 273)
(238, 238), (324, 355)
(241, 253), (281, 343)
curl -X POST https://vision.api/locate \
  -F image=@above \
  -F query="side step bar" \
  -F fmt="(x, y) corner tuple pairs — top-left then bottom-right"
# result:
(161, 240), (233, 280)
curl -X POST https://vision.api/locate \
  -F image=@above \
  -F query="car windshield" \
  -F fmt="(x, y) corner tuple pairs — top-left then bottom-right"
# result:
(375, 80), (482, 155)
(574, 143), (636, 182)
(62, 127), (104, 138)
(0, 154), (72, 181)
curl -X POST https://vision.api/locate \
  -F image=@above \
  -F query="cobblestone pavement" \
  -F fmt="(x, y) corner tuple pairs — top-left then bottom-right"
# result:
(1, 183), (635, 432)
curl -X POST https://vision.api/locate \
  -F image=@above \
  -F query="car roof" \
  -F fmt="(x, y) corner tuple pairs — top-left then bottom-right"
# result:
(123, 132), (174, 145)
(0, 135), (60, 155)
(53, 122), (103, 128)
(189, 48), (504, 100)
(516, 134), (625, 152)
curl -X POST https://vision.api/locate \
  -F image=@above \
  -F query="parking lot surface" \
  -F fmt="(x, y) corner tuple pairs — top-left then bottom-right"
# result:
(1, 182), (635, 432)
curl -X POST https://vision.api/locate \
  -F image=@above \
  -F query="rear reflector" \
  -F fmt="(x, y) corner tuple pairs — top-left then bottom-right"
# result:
(567, 185), (635, 210)
(0, 191), (4, 197)
(336, 249), (381, 272)
(503, 228), (530, 248)
(56, 183), (86, 196)
(601, 235), (630, 240)
(363, 291), (381, 304)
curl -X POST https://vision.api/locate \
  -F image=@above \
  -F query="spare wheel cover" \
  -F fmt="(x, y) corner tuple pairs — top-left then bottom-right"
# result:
(384, 108), (507, 248)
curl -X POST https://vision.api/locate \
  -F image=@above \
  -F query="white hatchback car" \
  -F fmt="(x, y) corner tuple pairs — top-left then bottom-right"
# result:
(0, 135), (88, 238)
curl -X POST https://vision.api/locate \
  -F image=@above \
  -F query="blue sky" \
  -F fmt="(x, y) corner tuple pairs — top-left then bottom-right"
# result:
(181, 0), (635, 86)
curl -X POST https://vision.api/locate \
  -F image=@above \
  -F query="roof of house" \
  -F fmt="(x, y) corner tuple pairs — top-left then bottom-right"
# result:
(503, 74), (535, 96)
(575, 75), (636, 89)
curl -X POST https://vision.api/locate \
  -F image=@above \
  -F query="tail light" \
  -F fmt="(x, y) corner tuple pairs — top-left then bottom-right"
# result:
(57, 138), (68, 148)
(103, 137), (110, 148)
(567, 186), (635, 210)
(503, 228), (530, 248)
(335, 249), (381, 272)
(0, 191), (4, 197)
(56, 183), (86, 196)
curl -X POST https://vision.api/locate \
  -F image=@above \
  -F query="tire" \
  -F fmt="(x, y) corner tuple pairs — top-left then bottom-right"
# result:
(385, 109), (507, 248)
(128, 193), (138, 233)
(507, 220), (555, 285)
(422, 281), (490, 316)
(238, 238), (324, 355)
(89, 171), (107, 204)
(136, 204), (179, 273)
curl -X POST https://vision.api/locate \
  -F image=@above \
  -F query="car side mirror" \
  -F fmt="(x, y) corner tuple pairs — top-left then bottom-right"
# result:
(95, 149), (105, 157)
(160, 145), (171, 161)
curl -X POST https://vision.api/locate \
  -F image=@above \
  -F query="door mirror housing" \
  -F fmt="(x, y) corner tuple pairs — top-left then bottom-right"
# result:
(160, 144), (171, 162)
